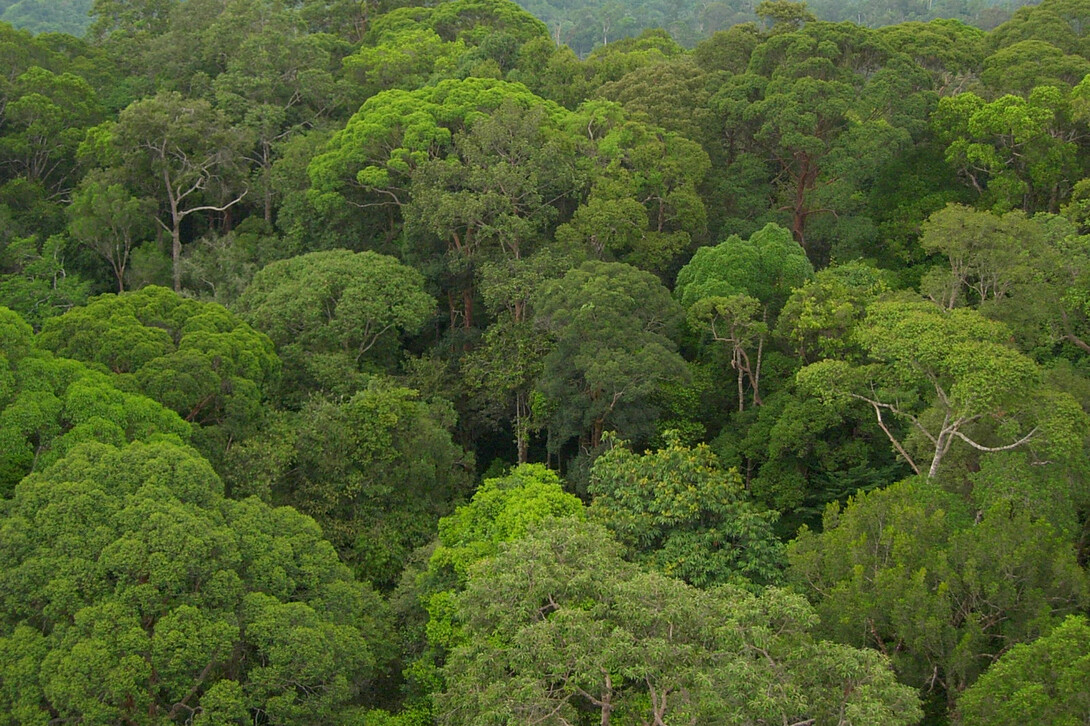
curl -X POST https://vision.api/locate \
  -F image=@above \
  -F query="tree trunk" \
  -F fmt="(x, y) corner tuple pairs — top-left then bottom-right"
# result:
(515, 390), (529, 464)
(171, 220), (182, 293)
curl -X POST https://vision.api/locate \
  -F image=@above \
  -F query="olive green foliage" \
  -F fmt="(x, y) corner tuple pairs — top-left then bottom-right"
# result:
(0, 439), (390, 724)
(934, 87), (1083, 213)
(789, 476), (1089, 703)
(776, 260), (889, 363)
(235, 249), (434, 399)
(6, 1), (1090, 723)
(107, 91), (251, 292)
(556, 106), (710, 275)
(0, 305), (189, 496)
(588, 433), (786, 586)
(440, 518), (922, 725)
(276, 380), (473, 589)
(0, 234), (91, 327)
(0, 0), (93, 35)
(534, 260), (688, 452)
(718, 385), (908, 531)
(798, 300), (1089, 479)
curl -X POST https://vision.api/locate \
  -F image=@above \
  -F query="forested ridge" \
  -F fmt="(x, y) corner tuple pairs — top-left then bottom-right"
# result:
(2, 0), (1090, 723)
(0, 0), (1033, 47)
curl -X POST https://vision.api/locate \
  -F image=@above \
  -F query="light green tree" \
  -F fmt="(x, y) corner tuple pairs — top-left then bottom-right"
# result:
(0, 305), (190, 496)
(797, 300), (1088, 479)
(0, 439), (390, 724)
(440, 517), (922, 725)
(956, 615), (1090, 725)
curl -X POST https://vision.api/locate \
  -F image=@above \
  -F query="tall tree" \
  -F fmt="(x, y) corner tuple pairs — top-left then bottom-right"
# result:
(440, 518), (922, 725)
(789, 475), (1089, 710)
(797, 300), (1088, 479)
(110, 92), (250, 292)
(534, 260), (687, 454)
(235, 249), (435, 400)
(66, 173), (156, 292)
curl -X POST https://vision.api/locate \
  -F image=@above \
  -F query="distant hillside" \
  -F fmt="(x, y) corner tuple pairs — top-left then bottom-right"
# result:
(0, 0), (92, 35)
(0, 0), (1034, 46)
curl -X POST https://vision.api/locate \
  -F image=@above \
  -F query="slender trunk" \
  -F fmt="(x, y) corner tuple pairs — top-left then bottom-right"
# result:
(600, 673), (613, 726)
(172, 220), (182, 293)
(447, 290), (458, 334)
(736, 347), (745, 413)
(463, 286), (474, 331)
(928, 432), (950, 479)
(750, 323), (765, 407)
(515, 390), (529, 464)
(165, 166), (183, 293)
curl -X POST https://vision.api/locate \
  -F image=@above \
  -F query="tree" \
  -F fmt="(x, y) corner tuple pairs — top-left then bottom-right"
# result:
(235, 249), (434, 399)
(797, 300), (1088, 479)
(980, 39), (1090, 96)
(676, 222), (813, 410)
(0, 439), (391, 724)
(211, 9), (346, 224)
(462, 254), (559, 463)
(556, 108), (710, 277)
(37, 286), (279, 467)
(956, 615), (1090, 725)
(393, 464), (585, 720)
(429, 464), (585, 587)
(534, 260), (688, 453)
(594, 56), (715, 146)
(789, 476), (1089, 709)
(717, 385), (909, 531)
(276, 379), (473, 589)
(307, 77), (569, 323)
(588, 432), (786, 587)
(775, 260), (889, 363)
(676, 223), (813, 312)
(730, 23), (924, 259)
(0, 65), (100, 196)
(0, 234), (90, 328)
(0, 305), (190, 496)
(439, 518), (922, 725)
(933, 87), (1082, 213)
(89, 0), (176, 41)
(756, 0), (816, 32)
(404, 99), (584, 331)
(66, 173), (156, 292)
(110, 92), (250, 292)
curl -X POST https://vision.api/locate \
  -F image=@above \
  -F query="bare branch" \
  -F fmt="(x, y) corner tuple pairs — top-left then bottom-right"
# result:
(950, 427), (1039, 453)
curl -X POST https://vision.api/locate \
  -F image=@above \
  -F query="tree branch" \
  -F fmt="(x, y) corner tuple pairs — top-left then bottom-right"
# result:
(950, 426), (1039, 453)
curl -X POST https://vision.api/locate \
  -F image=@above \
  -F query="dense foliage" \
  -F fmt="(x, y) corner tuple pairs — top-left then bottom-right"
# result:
(3, 0), (1090, 723)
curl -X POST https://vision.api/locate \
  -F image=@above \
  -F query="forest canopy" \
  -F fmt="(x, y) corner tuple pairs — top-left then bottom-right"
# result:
(2, 0), (1090, 724)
